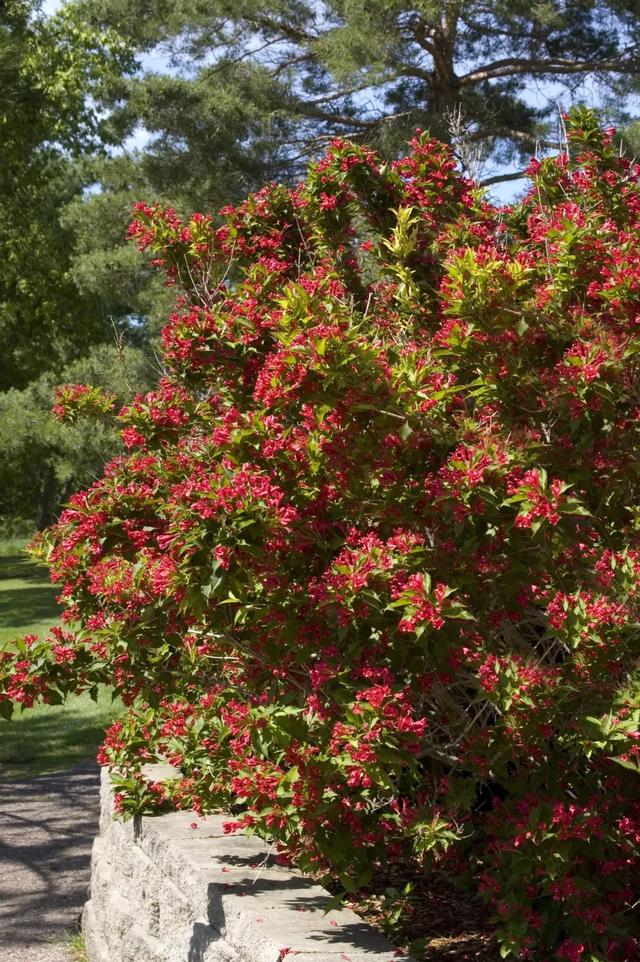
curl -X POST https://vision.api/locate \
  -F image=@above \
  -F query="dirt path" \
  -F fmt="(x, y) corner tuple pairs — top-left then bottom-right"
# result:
(0, 762), (100, 962)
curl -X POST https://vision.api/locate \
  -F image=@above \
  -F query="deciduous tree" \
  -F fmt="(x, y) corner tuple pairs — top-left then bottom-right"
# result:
(0, 0), (134, 389)
(0, 344), (155, 530)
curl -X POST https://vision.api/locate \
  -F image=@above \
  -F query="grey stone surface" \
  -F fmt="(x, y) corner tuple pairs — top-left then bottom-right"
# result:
(0, 761), (100, 962)
(85, 766), (409, 962)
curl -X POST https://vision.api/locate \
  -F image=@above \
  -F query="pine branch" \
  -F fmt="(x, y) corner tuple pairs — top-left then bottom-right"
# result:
(468, 126), (557, 149)
(459, 50), (640, 85)
(201, 38), (290, 78)
(245, 12), (316, 46)
(299, 105), (377, 129)
(480, 168), (529, 187)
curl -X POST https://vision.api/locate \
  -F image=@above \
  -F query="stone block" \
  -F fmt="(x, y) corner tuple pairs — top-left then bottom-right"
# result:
(84, 768), (410, 962)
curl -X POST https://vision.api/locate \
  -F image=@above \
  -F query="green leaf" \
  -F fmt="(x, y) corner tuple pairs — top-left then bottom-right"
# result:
(339, 874), (358, 892)
(0, 700), (14, 720)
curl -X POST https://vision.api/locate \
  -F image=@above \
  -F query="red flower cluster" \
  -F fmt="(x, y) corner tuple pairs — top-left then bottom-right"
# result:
(2, 108), (639, 961)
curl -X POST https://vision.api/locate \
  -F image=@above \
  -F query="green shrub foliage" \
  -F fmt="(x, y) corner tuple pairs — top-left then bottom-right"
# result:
(2, 109), (639, 961)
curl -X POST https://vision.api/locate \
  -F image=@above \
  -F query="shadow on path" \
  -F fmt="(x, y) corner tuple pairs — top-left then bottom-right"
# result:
(0, 762), (100, 960)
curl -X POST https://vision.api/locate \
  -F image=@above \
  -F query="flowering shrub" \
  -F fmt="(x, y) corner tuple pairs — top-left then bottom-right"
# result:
(52, 382), (117, 422)
(1, 108), (639, 961)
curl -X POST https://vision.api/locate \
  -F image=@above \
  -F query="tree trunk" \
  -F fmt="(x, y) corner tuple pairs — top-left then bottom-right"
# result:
(36, 466), (58, 531)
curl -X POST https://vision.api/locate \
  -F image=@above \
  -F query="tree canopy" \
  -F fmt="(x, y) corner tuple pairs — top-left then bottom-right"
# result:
(0, 343), (155, 531)
(0, 0), (134, 390)
(74, 0), (640, 181)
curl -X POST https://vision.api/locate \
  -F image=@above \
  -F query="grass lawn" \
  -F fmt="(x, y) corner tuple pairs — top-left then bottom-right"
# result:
(0, 539), (61, 646)
(0, 538), (120, 778)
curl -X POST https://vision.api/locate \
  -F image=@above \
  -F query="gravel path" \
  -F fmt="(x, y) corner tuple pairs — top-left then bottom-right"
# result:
(0, 762), (100, 962)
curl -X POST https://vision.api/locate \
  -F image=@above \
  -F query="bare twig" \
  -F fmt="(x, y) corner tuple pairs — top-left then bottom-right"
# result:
(110, 317), (134, 395)
(445, 104), (488, 180)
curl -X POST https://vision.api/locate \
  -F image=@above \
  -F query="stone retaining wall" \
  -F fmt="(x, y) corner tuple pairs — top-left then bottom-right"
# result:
(83, 767), (408, 962)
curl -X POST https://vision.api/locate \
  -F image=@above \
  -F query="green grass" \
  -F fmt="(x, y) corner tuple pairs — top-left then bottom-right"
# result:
(0, 538), (120, 778)
(66, 927), (89, 962)
(0, 689), (120, 778)
(0, 540), (60, 646)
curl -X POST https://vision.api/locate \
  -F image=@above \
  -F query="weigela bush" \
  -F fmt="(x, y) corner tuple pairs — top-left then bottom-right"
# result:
(2, 108), (639, 961)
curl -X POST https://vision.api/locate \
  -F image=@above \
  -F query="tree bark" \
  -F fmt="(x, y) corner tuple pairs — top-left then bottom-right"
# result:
(36, 466), (58, 531)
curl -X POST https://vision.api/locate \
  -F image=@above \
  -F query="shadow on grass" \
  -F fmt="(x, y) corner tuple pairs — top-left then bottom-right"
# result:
(0, 692), (120, 779)
(0, 547), (60, 640)
(0, 545), (118, 780)
(0, 583), (59, 631)
(0, 551), (55, 582)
